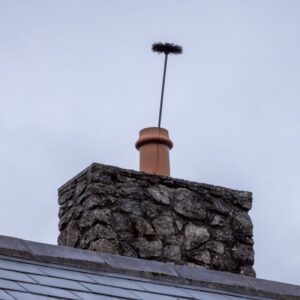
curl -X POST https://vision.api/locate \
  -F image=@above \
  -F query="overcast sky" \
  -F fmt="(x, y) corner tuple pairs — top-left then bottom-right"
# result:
(1, 0), (300, 285)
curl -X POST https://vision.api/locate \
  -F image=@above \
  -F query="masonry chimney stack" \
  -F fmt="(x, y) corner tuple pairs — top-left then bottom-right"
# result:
(58, 42), (255, 278)
(135, 127), (173, 176)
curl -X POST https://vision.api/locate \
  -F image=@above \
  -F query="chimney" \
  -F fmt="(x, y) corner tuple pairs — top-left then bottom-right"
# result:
(58, 163), (255, 277)
(57, 42), (255, 277)
(135, 127), (173, 176)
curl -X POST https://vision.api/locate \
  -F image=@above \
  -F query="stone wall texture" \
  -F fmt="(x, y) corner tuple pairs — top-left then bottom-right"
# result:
(58, 163), (255, 276)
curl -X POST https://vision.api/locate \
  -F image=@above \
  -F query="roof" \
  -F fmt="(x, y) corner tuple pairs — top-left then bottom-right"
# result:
(0, 235), (299, 300)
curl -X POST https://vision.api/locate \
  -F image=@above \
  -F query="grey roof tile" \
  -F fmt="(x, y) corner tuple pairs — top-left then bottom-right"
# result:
(136, 281), (193, 298)
(0, 268), (36, 283)
(91, 270), (157, 284)
(81, 282), (140, 299)
(38, 265), (96, 283)
(0, 258), (44, 275)
(0, 278), (26, 291)
(87, 273), (145, 291)
(74, 291), (130, 300)
(245, 277), (300, 298)
(26, 240), (106, 268)
(130, 290), (179, 300)
(0, 289), (15, 300)
(18, 282), (81, 299)
(101, 252), (179, 278)
(175, 264), (244, 286)
(0, 235), (31, 259)
(29, 274), (90, 291)
(184, 289), (240, 300)
(7, 290), (61, 299)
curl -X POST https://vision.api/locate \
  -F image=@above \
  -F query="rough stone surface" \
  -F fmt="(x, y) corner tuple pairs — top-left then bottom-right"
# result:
(163, 245), (181, 262)
(206, 241), (225, 254)
(152, 216), (174, 236)
(132, 216), (155, 236)
(133, 238), (162, 258)
(174, 188), (206, 220)
(233, 242), (255, 264)
(89, 239), (119, 254)
(148, 185), (171, 205)
(184, 224), (210, 250)
(193, 250), (211, 264)
(58, 163), (255, 276)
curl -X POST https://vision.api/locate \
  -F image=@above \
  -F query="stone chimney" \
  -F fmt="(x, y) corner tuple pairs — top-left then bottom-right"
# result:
(58, 163), (255, 277)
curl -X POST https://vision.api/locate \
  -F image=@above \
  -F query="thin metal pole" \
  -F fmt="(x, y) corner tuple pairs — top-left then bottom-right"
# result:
(158, 54), (168, 128)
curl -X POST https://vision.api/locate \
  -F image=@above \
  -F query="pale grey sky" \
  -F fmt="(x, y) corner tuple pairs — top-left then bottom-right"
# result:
(0, 0), (300, 285)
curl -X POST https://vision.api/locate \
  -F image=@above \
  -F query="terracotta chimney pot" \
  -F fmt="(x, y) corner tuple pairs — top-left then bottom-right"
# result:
(135, 127), (173, 176)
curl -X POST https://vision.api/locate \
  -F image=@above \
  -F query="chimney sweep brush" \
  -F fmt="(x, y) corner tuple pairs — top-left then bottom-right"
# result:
(152, 42), (183, 128)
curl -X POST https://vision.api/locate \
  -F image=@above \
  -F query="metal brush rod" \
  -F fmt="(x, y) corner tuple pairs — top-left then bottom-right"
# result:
(158, 54), (168, 128)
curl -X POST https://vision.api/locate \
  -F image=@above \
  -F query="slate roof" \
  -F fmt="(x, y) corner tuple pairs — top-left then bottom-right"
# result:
(0, 235), (299, 300)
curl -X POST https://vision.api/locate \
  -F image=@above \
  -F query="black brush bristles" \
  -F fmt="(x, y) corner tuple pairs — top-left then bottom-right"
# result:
(152, 42), (183, 55)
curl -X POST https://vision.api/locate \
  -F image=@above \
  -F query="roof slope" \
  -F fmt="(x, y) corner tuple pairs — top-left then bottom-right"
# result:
(0, 235), (299, 300)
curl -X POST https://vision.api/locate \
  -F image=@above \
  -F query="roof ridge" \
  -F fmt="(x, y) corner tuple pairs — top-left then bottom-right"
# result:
(0, 235), (299, 300)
